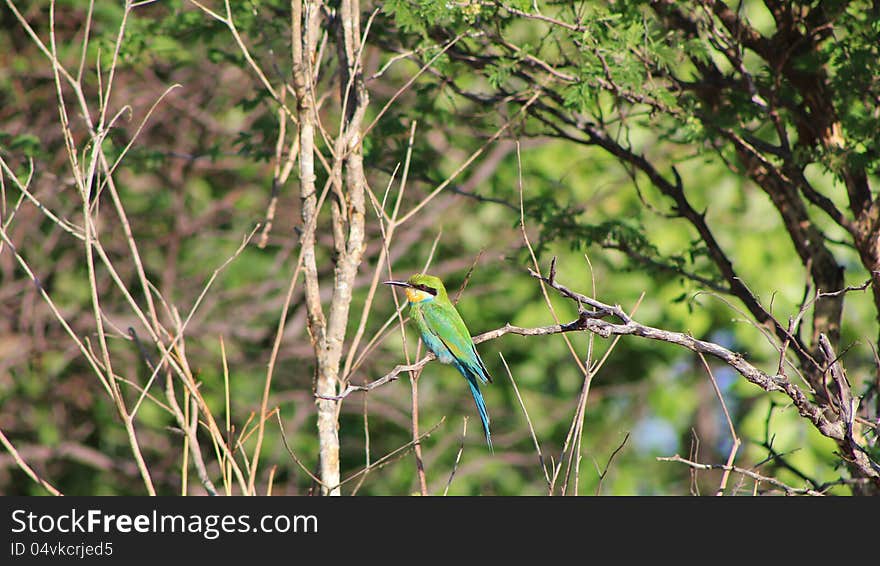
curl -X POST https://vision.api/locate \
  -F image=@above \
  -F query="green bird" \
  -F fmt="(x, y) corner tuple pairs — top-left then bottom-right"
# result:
(383, 273), (493, 450)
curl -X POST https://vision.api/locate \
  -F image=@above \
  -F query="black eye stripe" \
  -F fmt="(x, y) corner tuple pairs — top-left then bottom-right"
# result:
(412, 283), (437, 296)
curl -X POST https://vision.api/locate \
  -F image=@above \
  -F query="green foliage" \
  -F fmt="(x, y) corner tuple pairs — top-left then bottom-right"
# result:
(0, 133), (44, 159)
(382, 0), (452, 35)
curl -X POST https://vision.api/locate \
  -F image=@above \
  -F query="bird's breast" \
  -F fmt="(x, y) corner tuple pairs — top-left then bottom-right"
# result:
(417, 327), (456, 364)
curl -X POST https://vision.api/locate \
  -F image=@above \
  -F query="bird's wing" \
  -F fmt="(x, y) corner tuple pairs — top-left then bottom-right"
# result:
(421, 302), (493, 384)
(470, 342), (492, 384)
(419, 301), (494, 449)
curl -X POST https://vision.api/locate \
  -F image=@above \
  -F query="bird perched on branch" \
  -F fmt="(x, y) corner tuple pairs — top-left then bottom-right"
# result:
(383, 273), (493, 451)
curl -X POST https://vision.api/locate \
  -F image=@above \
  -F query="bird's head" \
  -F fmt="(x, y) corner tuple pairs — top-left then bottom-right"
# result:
(383, 273), (447, 303)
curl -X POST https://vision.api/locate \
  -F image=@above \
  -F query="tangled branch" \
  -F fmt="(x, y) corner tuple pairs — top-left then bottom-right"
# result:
(327, 258), (880, 488)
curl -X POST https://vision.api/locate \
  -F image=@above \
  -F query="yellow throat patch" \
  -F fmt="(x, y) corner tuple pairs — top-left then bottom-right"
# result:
(404, 287), (434, 303)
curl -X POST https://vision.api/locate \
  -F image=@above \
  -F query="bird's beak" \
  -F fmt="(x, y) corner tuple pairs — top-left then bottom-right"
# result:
(382, 280), (412, 288)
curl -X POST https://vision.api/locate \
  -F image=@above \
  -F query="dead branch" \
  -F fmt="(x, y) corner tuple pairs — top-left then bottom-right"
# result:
(326, 260), (879, 488)
(657, 454), (826, 496)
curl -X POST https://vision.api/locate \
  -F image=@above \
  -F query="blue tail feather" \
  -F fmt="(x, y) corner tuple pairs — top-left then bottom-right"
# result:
(459, 364), (492, 452)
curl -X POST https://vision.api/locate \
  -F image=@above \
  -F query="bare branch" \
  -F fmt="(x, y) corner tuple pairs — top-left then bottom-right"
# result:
(658, 454), (826, 496)
(595, 432), (630, 496)
(0, 429), (63, 496)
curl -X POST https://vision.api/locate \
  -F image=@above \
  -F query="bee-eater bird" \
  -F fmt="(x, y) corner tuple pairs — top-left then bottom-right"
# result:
(383, 273), (493, 451)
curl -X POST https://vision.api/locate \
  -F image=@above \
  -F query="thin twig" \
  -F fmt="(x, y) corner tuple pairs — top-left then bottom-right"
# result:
(657, 455), (826, 495)
(338, 419), (445, 490)
(595, 432), (630, 496)
(500, 352), (550, 486)
(696, 352), (741, 496)
(0, 429), (63, 496)
(444, 417), (468, 496)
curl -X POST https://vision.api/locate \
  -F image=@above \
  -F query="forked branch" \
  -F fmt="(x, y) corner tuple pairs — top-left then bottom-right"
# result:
(328, 260), (879, 488)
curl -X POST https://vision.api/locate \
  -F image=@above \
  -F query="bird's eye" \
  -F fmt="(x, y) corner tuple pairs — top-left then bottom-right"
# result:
(415, 284), (437, 296)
